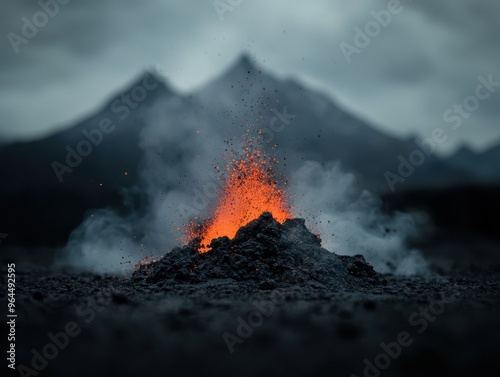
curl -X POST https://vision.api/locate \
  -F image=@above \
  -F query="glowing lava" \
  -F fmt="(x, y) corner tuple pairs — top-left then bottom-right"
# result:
(188, 148), (292, 252)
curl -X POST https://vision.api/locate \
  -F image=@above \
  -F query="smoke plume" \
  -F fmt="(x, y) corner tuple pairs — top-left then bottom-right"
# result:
(60, 66), (427, 276)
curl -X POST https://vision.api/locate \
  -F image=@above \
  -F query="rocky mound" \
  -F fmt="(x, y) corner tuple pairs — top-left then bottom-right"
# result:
(132, 212), (383, 287)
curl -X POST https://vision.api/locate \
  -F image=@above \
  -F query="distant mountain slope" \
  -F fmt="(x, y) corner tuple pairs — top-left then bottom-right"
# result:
(0, 55), (497, 247)
(0, 72), (172, 246)
(445, 145), (500, 183)
(190, 55), (473, 191)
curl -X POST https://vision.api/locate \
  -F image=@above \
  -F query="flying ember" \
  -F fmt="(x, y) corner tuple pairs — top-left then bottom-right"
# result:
(186, 147), (293, 252)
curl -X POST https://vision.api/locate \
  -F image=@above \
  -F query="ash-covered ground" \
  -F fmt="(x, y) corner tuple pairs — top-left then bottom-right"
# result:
(4, 214), (500, 377)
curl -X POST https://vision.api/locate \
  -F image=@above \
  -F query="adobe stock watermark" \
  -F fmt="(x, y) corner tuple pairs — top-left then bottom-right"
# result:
(16, 288), (114, 377)
(350, 290), (460, 377)
(340, 0), (411, 64)
(384, 73), (500, 192)
(7, 0), (71, 54)
(51, 69), (166, 183)
(213, 0), (244, 21)
(177, 105), (296, 221)
(223, 288), (286, 354)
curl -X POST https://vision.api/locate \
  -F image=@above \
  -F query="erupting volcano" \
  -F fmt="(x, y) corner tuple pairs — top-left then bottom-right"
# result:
(134, 211), (383, 287)
(186, 143), (293, 251)
(133, 138), (384, 286)
(134, 141), (383, 286)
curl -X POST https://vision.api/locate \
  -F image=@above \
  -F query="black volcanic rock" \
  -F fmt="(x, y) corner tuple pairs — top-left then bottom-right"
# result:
(133, 212), (383, 287)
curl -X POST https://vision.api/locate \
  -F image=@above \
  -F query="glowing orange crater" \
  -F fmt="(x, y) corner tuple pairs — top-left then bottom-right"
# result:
(186, 148), (292, 252)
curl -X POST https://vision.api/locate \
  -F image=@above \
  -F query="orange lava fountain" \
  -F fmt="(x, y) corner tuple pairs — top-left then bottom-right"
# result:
(187, 148), (293, 252)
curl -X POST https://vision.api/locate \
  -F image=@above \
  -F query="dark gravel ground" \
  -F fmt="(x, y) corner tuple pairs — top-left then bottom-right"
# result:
(2, 215), (499, 377)
(5, 270), (500, 377)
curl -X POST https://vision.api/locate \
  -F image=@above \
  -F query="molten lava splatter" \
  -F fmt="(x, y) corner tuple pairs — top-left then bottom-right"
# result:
(188, 148), (293, 252)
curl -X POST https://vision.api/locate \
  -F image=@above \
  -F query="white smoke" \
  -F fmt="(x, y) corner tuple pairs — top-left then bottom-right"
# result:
(60, 209), (139, 274)
(60, 96), (229, 273)
(59, 77), (428, 275)
(62, 157), (427, 275)
(289, 160), (427, 275)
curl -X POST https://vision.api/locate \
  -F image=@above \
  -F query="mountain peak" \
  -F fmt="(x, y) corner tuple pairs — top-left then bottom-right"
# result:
(452, 145), (477, 159)
(196, 53), (271, 96)
(129, 70), (174, 96)
(236, 53), (256, 70)
(227, 53), (259, 76)
(102, 70), (175, 110)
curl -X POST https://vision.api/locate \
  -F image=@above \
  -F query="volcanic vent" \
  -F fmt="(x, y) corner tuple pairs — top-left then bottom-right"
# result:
(133, 212), (383, 287)
(185, 143), (293, 252)
(133, 138), (383, 287)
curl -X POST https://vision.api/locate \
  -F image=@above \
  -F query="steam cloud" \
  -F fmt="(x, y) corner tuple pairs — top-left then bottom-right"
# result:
(289, 161), (427, 275)
(60, 95), (228, 273)
(60, 70), (427, 276)
(61, 129), (426, 276)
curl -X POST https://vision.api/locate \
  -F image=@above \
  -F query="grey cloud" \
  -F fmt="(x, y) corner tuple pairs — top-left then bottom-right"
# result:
(0, 0), (499, 151)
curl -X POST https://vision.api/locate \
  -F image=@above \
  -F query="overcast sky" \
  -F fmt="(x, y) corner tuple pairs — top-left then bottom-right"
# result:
(1, 0), (499, 154)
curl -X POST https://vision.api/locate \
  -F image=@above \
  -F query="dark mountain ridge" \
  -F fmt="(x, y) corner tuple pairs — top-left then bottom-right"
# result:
(0, 55), (498, 248)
